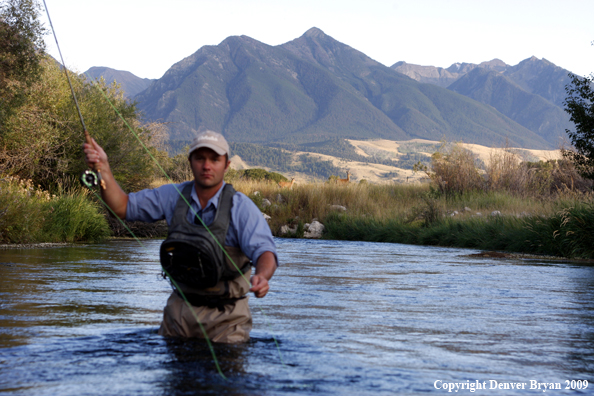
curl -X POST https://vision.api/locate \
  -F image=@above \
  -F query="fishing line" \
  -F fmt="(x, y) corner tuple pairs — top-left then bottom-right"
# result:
(43, 0), (284, 370)
(41, 0), (228, 378)
(91, 189), (227, 378)
(88, 78), (285, 366)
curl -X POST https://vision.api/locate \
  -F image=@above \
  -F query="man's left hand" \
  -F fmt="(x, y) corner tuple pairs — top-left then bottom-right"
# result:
(250, 275), (270, 298)
(250, 251), (277, 298)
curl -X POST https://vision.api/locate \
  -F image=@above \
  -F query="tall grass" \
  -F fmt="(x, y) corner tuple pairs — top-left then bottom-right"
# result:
(323, 202), (594, 259)
(225, 178), (594, 259)
(230, 179), (427, 234)
(0, 176), (110, 244)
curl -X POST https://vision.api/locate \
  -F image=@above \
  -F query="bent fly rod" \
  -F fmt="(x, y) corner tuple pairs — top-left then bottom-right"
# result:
(42, 0), (105, 190)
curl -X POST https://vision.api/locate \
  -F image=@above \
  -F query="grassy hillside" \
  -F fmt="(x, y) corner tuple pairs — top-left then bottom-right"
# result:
(229, 142), (344, 179)
(224, 139), (560, 184)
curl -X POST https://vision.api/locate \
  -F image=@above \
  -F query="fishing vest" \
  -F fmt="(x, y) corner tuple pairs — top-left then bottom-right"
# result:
(160, 183), (251, 295)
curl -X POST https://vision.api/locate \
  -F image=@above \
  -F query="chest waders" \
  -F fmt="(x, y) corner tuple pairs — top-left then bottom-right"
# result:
(160, 184), (251, 300)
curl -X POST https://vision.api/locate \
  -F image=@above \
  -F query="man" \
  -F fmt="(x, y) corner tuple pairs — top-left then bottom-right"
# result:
(83, 130), (277, 343)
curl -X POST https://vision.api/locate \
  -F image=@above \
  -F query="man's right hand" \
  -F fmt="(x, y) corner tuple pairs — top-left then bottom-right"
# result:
(83, 138), (108, 170)
(81, 138), (129, 219)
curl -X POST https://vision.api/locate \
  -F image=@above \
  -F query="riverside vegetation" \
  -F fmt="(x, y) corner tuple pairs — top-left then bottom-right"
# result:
(4, 150), (594, 260)
(222, 145), (594, 259)
(1, 52), (593, 257)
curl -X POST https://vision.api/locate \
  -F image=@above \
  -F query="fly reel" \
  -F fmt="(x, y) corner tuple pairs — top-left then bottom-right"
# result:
(80, 169), (100, 189)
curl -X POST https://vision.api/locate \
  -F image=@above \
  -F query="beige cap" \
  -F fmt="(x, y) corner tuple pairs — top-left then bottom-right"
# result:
(188, 130), (229, 157)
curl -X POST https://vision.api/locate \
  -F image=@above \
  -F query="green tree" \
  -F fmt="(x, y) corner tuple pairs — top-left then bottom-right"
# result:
(0, 0), (46, 126)
(1, 57), (159, 191)
(563, 72), (594, 181)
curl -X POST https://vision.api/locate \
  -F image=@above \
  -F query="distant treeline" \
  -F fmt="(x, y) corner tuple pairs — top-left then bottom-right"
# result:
(273, 138), (432, 170)
(169, 138), (432, 176)
(229, 142), (344, 179)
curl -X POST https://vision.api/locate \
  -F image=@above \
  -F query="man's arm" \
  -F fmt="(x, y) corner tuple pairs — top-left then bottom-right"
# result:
(83, 138), (129, 219)
(250, 251), (277, 298)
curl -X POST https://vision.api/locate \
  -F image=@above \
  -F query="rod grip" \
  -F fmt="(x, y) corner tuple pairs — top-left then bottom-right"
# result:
(84, 130), (93, 145)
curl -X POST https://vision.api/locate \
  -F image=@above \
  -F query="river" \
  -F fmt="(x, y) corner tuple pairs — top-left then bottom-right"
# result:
(1, 239), (593, 395)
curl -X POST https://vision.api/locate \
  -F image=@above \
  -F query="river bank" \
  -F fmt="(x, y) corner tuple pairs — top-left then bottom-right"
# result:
(2, 176), (594, 259)
(232, 180), (594, 259)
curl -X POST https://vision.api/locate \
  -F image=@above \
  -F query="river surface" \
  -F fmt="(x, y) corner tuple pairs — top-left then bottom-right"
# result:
(1, 239), (593, 395)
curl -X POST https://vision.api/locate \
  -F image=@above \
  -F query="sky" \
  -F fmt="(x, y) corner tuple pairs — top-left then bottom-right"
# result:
(40, 0), (594, 80)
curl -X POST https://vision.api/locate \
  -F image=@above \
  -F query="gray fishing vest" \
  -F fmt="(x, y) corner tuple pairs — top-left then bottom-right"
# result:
(160, 183), (251, 291)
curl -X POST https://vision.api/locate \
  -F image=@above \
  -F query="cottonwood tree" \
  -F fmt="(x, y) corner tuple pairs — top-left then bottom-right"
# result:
(0, 0), (163, 190)
(563, 39), (594, 181)
(0, 0), (46, 126)
(563, 72), (594, 181)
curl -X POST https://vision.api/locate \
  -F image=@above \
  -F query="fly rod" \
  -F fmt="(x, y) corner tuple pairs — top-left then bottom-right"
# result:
(42, 0), (105, 190)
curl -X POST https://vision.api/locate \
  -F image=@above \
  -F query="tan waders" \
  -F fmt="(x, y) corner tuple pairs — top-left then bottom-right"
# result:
(158, 264), (253, 344)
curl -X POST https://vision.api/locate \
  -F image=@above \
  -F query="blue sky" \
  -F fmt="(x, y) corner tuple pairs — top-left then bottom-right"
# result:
(41, 0), (594, 79)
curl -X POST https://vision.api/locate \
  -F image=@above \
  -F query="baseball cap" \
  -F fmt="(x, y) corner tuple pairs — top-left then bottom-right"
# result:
(188, 130), (230, 157)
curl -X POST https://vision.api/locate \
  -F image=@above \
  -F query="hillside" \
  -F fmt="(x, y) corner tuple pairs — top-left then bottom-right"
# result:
(504, 56), (571, 108)
(131, 28), (551, 149)
(229, 138), (561, 184)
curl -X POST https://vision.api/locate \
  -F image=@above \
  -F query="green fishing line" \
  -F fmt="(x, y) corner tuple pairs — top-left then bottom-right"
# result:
(87, 78), (285, 367)
(42, 0), (238, 379)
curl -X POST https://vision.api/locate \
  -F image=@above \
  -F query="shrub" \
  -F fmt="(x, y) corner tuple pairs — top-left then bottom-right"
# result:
(0, 175), (110, 243)
(430, 144), (484, 195)
(0, 57), (160, 192)
(164, 151), (193, 183)
(42, 190), (110, 243)
(223, 168), (288, 184)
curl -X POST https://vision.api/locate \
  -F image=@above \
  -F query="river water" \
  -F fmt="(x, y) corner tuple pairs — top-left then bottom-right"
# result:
(1, 239), (593, 395)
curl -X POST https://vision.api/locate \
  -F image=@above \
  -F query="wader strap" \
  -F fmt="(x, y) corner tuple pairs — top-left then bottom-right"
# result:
(175, 290), (246, 312)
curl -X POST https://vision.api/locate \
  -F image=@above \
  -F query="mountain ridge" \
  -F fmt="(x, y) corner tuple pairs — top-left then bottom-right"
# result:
(87, 28), (573, 151)
(132, 28), (553, 149)
(84, 66), (154, 98)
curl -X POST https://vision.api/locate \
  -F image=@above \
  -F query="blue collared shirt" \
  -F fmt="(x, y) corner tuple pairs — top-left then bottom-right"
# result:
(126, 181), (277, 265)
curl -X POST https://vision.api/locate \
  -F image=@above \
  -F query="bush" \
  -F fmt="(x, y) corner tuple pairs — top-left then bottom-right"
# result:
(42, 189), (111, 243)
(0, 175), (110, 243)
(226, 168), (288, 184)
(430, 144), (485, 195)
(164, 151), (193, 183)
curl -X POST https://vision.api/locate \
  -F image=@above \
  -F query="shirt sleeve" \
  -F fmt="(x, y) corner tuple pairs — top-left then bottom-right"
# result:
(126, 182), (189, 225)
(229, 192), (278, 266)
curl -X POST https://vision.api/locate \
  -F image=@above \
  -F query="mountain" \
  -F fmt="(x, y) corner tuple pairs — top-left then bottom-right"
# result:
(503, 56), (571, 108)
(448, 67), (572, 145)
(390, 57), (571, 108)
(134, 30), (407, 144)
(84, 67), (154, 98)
(391, 59), (508, 88)
(392, 56), (573, 146)
(132, 27), (551, 149)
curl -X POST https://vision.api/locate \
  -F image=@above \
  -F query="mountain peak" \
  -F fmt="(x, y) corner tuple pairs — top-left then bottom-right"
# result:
(303, 27), (326, 38)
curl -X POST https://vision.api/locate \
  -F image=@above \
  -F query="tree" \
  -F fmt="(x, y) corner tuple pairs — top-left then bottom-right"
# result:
(0, 0), (46, 126)
(563, 72), (594, 181)
(0, 57), (160, 191)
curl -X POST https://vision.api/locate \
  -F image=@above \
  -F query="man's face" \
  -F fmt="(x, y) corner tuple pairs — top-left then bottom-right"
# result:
(189, 147), (229, 190)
